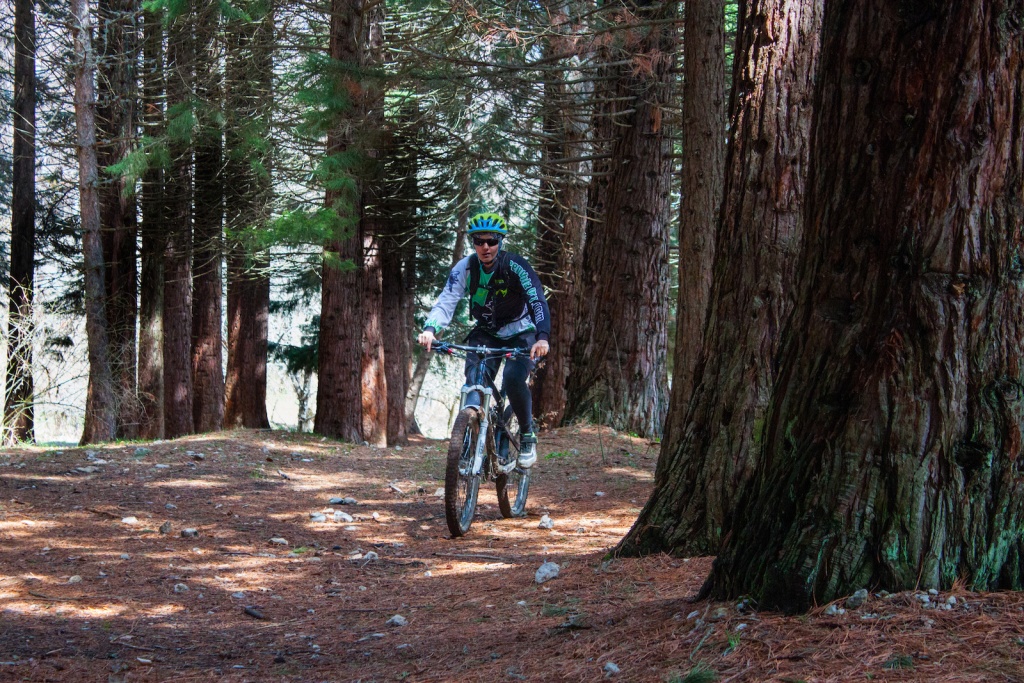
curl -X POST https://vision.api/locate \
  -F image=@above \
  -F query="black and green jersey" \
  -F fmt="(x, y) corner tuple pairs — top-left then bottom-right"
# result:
(424, 251), (551, 341)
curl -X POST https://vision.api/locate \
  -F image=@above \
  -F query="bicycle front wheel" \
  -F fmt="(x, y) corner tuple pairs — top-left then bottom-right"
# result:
(496, 406), (531, 518)
(445, 408), (482, 537)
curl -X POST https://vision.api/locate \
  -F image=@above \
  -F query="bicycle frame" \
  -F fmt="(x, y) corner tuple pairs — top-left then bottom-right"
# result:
(435, 342), (525, 479)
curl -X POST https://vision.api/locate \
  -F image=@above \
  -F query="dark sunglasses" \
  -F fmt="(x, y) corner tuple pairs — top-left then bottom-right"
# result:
(473, 237), (501, 247)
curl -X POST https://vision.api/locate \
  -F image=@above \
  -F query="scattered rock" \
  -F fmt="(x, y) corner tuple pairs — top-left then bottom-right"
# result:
(309, 513), (327, 523)
(181, 528), (199, 538)
(334, 511), (354, 523)
(329, 497), (358, 505)
(363, 551), (380, 561)
(165, 503), (177, 510)
(594, 491), (606, 497)
(191, 453), (205, 461)
(535, 561), (560, 584)
(120, 553), (130, 560)
(154, 464), (170, 469)
(538, 514), (554, 530)
(173, 583), (189, 593)
(386, 615), (408, 627)
(121, 516), (139, 525)
(928, 588), (939, 596)
(270, 537), (288, 546)
(686, 610), (701, 620)
(69, 575), (82, 584)
(433, 488), (445, 497)
(243, 606), (266, 620)
(823, 604), (846, 616)
(946, 596), (958, 606)
(846, 588), (869, 609)
(159, 522), (172, 534)
(231, 592), (245, 599)
(372, 512), (382, 521)
(76, 466), (100, 474)
(603, 662), (620, 676)
(133, 447), (150, 456)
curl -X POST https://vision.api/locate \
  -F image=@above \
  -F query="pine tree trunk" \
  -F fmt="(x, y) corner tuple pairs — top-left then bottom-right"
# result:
(532, 10), (588, 428)
(564, 0), (675, 439)
(97, 0), (140, 439)
(619, 0), (822, 556)
(670, 0), (726, 414)
(73, 0), (117, 445)
(162, 6), (194, 439)
(191, 3), (224, 433)
(223, 0), (272, 430)
(381, 235), (408, 445)
(137, 3), (164, 439)
(706, 0), (1024, 613)
(4, 0), (36, 444)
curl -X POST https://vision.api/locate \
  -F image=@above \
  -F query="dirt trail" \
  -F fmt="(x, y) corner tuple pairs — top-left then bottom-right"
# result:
(0, 427), (1021, 682)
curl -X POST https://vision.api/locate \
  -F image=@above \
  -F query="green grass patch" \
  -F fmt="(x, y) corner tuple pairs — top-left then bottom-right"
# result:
(883, 654), (914, 670)
(544, 450), (577, 460)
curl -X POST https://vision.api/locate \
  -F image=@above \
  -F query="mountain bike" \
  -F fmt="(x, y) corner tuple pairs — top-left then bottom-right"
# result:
(429, 341), (532, 537)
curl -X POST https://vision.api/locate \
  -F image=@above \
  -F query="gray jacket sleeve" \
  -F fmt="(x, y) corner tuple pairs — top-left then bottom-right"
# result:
(423, 257), (470, 334)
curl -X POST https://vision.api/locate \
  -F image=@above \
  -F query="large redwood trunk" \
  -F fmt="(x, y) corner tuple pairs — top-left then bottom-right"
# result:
(619, 0), (822, 556)
(137, 4), (164, 439)
(73, 0), (117, 445)
(315, 0), (386, 444)
(706, 0), (1024, 613)
(4, 0), (36, 443)
(97, 0), (140, 439)
(532, 7), (588, 429)
(191, 3), (224, 433)
(223, 0), (272, 430)
(564, 0), (675, 439)
(162, 6), (194, 439)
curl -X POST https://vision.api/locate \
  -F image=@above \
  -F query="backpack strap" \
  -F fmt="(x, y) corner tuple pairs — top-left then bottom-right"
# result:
(468, 253), (480, 301)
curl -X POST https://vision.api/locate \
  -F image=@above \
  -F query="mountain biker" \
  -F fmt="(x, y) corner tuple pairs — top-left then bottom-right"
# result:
(417, 212), (550, 468)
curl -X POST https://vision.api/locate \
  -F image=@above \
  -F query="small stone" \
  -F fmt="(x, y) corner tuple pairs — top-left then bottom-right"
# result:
(363, 551), (380, 561)
(535, 561), (560, 584)
(120, 553), (131, 560)
(846, 588), (869, 609)
(191, 453), (205, 461)
(181, 528), (199, 538)
(603, 662), (620, 676)
(154, 464), (170, 469)
(823, 604), (841, 616)
(270, 537), (288, 546)
(68, 575), (83, 584)
(386, 615), (408, 627)
(709, 607), (729, 621)
(329, 497), (358, 505)
(394, 446), (402, 451)
(165, 503), (177, 510)
(423, 571), (432, 578)
(735, 623), (748, 631)
(434, 488), (445, 497)
(159, 521), (172, 534)
(594, 491), (605, 497)
(916, 594), (931, 604)
(85, 450), (97, 458)
(538, 515), (554, 530)
(372, 512), (381, 521)
(121, 516), (139, 525)
(231, 592), (245, 599)
(946, 596), (958, 606)
(76, 466), (100, 474)
(310, 513), (327, 523)
(334, 511), (354, 523)
(928, 588), (939, 596)
(686, 610), (701, 620)
(133, 447), (150, 456)
(173, 583), (189, 593)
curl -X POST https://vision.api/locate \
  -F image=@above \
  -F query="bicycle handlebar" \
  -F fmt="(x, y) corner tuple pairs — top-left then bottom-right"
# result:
(427, 341), (529, 358)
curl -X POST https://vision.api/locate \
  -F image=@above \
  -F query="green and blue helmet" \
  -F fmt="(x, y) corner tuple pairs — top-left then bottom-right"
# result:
(466, 212), (509, 236)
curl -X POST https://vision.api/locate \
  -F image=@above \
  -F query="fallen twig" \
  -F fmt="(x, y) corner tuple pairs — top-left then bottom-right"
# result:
(86, 507), (123, 520)
(433, 552), (515, 563)
(28, 591), (90, 602)
(388, 482), (405, 494)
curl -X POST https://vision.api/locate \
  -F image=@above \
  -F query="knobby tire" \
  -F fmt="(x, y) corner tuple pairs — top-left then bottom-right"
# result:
(496, 405), (530, 518)
(445, 408), (481, 537)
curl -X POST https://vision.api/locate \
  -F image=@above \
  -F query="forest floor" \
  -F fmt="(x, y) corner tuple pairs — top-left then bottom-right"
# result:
(0, 426), (1022, 683)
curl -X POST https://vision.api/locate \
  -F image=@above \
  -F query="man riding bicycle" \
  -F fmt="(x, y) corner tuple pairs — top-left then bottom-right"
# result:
(417, 212), (550, 468)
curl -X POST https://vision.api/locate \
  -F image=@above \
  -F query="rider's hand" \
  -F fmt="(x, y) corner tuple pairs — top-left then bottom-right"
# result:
(530, 339), (550, 361)
(418, 330), (436, 352)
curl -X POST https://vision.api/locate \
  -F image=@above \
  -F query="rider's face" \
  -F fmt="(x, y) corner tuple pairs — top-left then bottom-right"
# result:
(472, 233), (501, 265)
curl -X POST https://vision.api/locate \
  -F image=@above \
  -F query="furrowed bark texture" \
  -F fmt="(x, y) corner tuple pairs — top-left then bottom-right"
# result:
(73, 0), (117, 445)
(707, 0), (1024, 613)
(97, 0), (140, 439)
(162, 7), (194, 438)
(191, 3), (224, 433)
(670, 0), (726, 415)
(223, 0), (272, 430)
(565, 0), (674, 439)
(533, 7), (589, 429)
(315, 0), (369, 442)
(137, 5), (164, 439)
(620, 0), (822, 556)
(4, 0), (36, 443)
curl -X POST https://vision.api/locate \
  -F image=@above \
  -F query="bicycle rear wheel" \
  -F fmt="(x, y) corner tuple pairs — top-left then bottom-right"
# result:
(445, 408), (482, 537)
(496, 406), (531, 518)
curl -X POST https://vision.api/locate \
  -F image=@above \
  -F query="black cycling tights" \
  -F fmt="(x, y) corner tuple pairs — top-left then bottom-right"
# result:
(463, 329), (535, 435)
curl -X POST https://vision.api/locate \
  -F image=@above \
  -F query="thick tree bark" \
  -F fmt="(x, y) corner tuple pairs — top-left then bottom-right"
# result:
(706, 0), (1024, 613)
(671, 0), (726, 414)
(564, 0), (675, 439)
(4, 0), (36, 444)
(162, 6), (194, 438)
(73, 0), (117, 445)
(619, 0), (822, 556)
(191, 3), (224, 433)
(223, 0), (272, 430)
(137, 4), (164, 439)
(97, 0), (140, 439)
(532, 8), (589, 428)
(315, 0), (386, 444)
